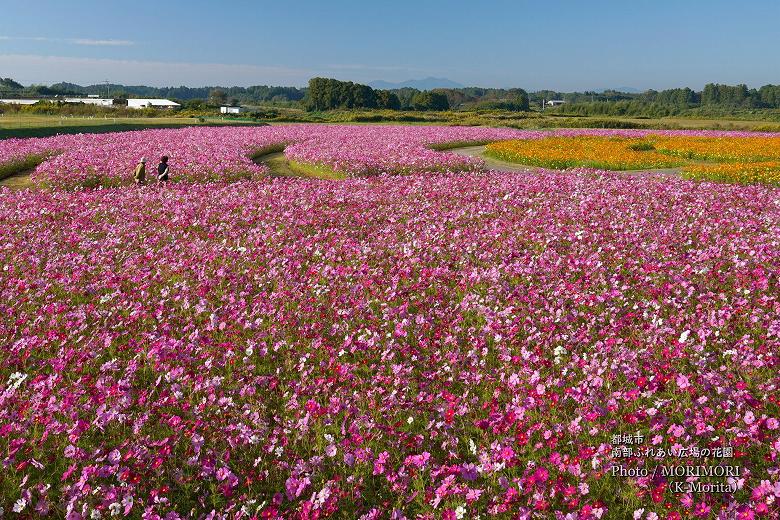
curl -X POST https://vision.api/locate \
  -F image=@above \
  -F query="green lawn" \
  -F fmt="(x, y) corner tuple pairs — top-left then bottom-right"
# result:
(0, 114), (269, 139)
(2, 112), (780, 142)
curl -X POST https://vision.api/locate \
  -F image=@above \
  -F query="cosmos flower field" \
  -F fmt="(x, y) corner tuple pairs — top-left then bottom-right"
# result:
(1, 124), (780, 519)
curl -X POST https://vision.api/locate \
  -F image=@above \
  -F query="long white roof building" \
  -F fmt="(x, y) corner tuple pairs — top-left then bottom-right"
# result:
(127, 99), (180, 109)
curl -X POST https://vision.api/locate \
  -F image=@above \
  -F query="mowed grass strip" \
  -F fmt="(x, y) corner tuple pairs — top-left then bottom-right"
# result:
(251, 143), (347, 180)
(0, 153), (54, 184)
(0, 115), (269, 139)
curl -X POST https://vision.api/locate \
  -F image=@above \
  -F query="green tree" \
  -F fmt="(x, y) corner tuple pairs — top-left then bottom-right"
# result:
(411, 91), (449, 111)
(208, 88), (228, 106)
(376, 90), (401, 110)
(507, 88), (530, 111)
(305, 77), (382, 111)
(0, 77), (24, 90)
(350, 84), (377, 109)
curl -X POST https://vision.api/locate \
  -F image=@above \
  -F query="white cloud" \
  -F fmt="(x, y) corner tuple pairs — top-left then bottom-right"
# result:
(70, 39), (134, 46)
(0, 36), (50, 42)
(0, 54), (313, 87)
(0, 36), (134, 46)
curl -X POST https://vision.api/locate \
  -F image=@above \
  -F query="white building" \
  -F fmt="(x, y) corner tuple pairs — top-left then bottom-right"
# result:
(220, 106), (246, 114)
(0, 99), (41, 105)
(546, 99), (566, 106)
(64, 98), (114, 107)
(127, 99), (180, 109)
(0, 98), (114, 106)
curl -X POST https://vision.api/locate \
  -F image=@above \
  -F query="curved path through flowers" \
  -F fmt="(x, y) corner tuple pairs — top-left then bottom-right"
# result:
(448, 144), (541, 173)
(0, 167), (34, 189)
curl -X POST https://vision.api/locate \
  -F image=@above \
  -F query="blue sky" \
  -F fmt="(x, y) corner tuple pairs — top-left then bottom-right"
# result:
(1, 0), (779, 91)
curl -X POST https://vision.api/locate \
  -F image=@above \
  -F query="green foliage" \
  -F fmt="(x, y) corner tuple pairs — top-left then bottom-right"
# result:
(545, 83), (780, 118)
(208, 89), (228, 106)
(560, 118), (651, 129)
(0, 77), (24, 90)
(642, 87), (698, 107)
(627, 142), (656, 151)
(701, 83), (755, 107)
(427, 140), (496, 151)
(548, 100), (683, 118)
(469, 99), (528, 111)
(45, 82), (306, 103)
(411, 91), (449, 111)
(427, 87), (530, 111)
(7, 75), (780, 118)
(304, 78), (381, 111)
(246, 108), (279, 119)
(376, 90), (401, 110)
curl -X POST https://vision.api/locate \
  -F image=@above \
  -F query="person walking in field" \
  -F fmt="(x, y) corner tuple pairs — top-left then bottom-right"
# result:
(157, 156), (170, 183)
(133, 157), (147, 185)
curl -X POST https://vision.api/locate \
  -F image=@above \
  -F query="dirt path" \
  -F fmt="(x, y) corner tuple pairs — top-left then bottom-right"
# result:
(449, 145), (682, 177)
(450, 145), (542, 173)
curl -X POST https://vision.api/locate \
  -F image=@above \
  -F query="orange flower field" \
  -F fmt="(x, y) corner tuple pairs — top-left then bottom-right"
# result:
(484, 136), (684, 171)
(652, 136), (780, 162)
(485, 134), (780, 185)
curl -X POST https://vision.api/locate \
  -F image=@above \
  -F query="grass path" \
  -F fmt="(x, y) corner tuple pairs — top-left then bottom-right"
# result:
(254, 150), (346, 180)
(0, 167), (35, 189)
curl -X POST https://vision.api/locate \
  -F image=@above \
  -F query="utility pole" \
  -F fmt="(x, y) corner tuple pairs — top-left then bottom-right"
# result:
(105, 80), (110, 99)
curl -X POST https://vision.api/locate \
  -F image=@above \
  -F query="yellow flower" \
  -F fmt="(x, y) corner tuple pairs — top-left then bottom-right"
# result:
(682, 161), (780, 185)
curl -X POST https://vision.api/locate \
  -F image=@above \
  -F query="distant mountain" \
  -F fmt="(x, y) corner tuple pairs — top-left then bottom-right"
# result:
(369, 77), (464, 90)
(595, 87), (642, 94)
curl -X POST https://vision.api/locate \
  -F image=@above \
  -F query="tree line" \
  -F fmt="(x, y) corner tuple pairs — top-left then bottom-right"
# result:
(304, 78), (530, 111)
(1, 81), (306, 104)
(1, 75), (530, 112)
(5, 75), (780, 114)
(305, 78), (453, 111)
(544, 84), (780, 117)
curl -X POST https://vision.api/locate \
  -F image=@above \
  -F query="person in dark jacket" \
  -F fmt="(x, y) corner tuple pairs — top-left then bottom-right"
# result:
(157, 156), (170, 183)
